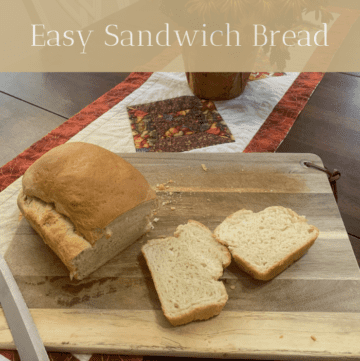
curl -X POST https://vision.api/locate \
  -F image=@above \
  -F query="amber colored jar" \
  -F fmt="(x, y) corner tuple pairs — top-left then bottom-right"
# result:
(185, 72), (251, 100)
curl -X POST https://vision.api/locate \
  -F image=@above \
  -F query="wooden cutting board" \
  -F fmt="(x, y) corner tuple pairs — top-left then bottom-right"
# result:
(1, 153), (360, 359)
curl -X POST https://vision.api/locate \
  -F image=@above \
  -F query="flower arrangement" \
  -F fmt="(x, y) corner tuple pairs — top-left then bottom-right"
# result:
(159, 0), (334, 70)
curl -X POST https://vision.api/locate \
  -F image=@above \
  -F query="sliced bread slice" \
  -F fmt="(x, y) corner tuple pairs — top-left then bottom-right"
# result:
(214, 206), (319, 281)
(142, 220), (231, 326)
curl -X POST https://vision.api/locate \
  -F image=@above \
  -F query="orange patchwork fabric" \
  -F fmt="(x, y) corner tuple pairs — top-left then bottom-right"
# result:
(127, 96), (235, 152)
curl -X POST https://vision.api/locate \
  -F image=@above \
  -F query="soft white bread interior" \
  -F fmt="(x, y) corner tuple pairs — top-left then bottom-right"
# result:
(17, 142), (157, 280)
(214, 206), (319, 281)
(142, 220), (231, 326)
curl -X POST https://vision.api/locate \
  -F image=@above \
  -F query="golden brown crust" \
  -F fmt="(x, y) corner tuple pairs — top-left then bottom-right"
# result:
(21, 142), (156, 245)
(174, 219), (211, 236)
(17, 190), (91, 276)
(165, 295), (228, 326)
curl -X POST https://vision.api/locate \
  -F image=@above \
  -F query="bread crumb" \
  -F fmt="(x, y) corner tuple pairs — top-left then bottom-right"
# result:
(171, 207), (176, 211)
(157, 184), (166, 190)
(169, 192), (173, 196)
(105, 229), (113, 239)
(201, 164), (208, 171)
(153, 218), (159, 223)
(311, 335), (317, 341)
(230, 285), (236, 290)
(168, 179), (174, 183)
(279, 335), (284, 339)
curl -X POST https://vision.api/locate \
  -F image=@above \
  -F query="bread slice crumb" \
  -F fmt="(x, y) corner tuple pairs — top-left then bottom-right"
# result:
(142, 221), (231, 326)
(201, 164), (208, 171)
(311, 335), (317, 341)
(214, 206), (319, 281)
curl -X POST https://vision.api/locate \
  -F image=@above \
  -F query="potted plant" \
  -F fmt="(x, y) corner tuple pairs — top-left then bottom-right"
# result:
(159, 0), (333, 100)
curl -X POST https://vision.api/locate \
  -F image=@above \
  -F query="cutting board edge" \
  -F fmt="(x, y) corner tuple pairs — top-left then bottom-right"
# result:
(1, 309), (360, 359)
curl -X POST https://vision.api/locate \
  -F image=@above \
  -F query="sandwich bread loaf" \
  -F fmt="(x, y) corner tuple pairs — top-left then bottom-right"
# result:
(18, 142), (157, 280)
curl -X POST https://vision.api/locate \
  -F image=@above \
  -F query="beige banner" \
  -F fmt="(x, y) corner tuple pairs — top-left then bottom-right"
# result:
(1, 0), (360, 72)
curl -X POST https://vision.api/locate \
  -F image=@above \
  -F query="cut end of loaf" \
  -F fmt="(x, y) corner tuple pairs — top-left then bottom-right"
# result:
(18, 189), (157, 280)
(142, 220), (231, 326)
(70, 198), (157, 280)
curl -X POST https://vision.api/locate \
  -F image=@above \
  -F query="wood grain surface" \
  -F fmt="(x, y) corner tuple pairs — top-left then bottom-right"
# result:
(0, 72), (130, 119)
(1, 153), (360, 359)
(0, 72), (131, 167)
(276, 72), (360, 242)
(0, 92), (65, 167)
(1, 309), (360, 359)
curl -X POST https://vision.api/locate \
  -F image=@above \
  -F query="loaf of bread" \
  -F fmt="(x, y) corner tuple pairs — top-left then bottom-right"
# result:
(17, 142), (157, 280)
(142, 220), (231, 326)
(214, 206), (319, 281)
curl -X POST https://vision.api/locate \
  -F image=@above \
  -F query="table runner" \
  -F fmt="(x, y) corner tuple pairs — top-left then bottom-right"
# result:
(0, 71), (324, 193)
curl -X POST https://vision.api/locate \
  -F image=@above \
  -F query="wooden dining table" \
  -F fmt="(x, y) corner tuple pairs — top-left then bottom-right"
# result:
(1, 152), (360, 359)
